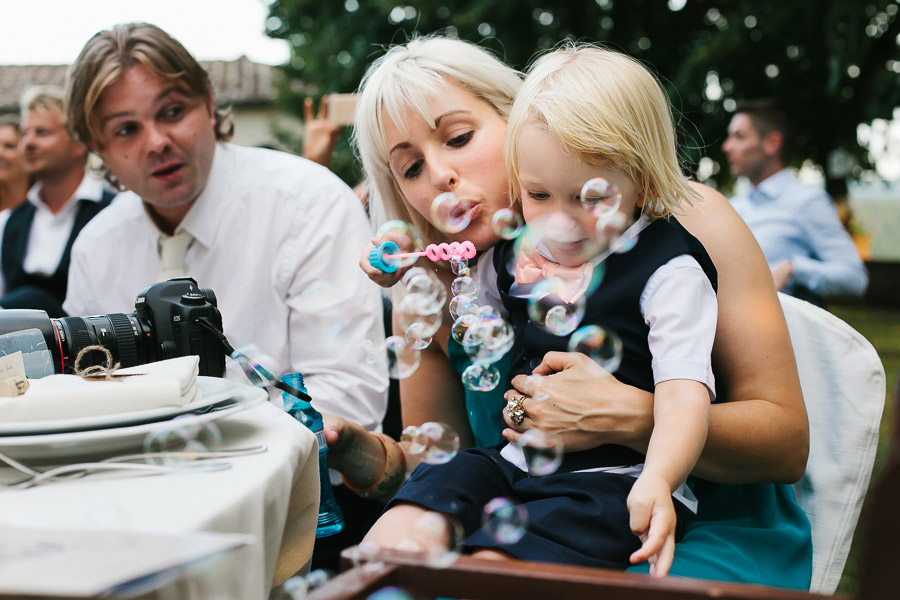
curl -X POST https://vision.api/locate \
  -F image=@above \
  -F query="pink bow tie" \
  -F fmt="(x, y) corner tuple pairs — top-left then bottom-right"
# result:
(515, 245), (593, 303)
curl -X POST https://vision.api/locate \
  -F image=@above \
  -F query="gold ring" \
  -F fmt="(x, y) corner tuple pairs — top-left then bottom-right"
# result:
(506, 396), (526, 426)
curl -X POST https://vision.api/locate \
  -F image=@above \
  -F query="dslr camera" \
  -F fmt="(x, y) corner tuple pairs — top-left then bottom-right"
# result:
(0, 278), (226, 378)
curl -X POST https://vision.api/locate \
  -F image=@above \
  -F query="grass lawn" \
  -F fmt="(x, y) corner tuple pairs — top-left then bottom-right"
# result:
(829, 302), (899, 594)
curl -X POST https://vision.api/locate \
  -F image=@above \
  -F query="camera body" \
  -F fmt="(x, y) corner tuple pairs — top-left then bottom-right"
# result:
(0, 278), (226, 378)
(133, 278), (225, 377)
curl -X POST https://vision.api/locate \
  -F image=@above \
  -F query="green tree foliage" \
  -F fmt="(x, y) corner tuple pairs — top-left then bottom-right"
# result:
(267, 0), (900, 197)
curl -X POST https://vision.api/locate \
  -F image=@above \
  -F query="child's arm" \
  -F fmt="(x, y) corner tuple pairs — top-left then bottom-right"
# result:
(628, 378), (710, 576)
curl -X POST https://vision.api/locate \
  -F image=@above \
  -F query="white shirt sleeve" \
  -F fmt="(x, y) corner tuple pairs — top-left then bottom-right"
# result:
(279, 178), (389, 432)
(640, 254), (717, 399)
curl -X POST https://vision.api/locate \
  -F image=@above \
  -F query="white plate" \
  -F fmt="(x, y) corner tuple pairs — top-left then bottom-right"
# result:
(0, 380), (266, 461)
(0, 377), (247, 437)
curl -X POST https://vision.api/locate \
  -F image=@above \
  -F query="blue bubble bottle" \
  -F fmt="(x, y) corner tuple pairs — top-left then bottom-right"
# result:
(281, 373), (345, 538)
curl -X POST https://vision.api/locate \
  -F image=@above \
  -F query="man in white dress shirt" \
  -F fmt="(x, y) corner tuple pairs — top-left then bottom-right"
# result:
(0, 86), (115, 317)
(64, 23), (391, 569)
(65, 21), (387, 429)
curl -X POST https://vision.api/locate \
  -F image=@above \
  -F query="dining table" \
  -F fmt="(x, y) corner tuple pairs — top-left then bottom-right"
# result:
(0, 379), (320, 600)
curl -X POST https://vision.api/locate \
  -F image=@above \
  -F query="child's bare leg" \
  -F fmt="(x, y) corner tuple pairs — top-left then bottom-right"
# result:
(361, 503), (433, 549)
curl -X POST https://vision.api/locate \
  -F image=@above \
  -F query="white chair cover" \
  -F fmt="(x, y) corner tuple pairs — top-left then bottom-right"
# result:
(781, 293), (886, 594)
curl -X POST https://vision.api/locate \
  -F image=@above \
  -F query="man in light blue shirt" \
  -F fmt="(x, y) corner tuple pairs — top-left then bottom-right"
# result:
(723, 99), (867, 307)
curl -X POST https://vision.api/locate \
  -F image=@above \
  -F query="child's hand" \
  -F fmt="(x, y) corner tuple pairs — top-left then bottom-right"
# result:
(627, 474), (678, 577)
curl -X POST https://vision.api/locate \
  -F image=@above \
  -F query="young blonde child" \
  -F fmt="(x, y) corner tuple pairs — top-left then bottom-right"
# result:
(382, 44), (717, 576)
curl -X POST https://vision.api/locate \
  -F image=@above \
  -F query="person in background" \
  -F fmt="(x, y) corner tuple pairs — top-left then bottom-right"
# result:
(0, 115), (29, 213)
(0, 86), (115, 317)
(63, 22), (389, 570)
(723, 98), (867, 307)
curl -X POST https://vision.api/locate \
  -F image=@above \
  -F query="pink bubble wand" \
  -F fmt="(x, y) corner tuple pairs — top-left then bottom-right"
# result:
(369, 240), (476, 273)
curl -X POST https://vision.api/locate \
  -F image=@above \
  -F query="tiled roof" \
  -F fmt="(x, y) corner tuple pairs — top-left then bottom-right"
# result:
(0, 56), (283, 113)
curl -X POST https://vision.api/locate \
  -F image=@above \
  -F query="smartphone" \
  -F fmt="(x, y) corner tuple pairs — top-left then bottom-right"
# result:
(327, 93), (359, 126)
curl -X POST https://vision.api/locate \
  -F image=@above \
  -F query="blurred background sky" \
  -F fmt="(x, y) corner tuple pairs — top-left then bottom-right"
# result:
(0, 0), (289, 65)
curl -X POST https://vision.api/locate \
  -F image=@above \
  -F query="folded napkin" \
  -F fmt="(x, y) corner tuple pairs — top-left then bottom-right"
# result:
(0, 356), (200, 423)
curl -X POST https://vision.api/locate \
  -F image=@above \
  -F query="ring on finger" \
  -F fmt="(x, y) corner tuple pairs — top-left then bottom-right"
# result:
(506, 395), (526, 426)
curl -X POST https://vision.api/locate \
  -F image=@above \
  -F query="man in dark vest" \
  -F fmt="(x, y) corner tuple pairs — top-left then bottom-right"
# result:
(0, 85), (115, 317)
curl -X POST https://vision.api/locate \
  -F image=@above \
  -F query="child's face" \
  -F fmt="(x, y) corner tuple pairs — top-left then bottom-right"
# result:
(515, 122), (641, 266)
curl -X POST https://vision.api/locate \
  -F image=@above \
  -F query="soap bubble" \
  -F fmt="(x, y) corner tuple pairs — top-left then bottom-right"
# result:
(405, 421), (460, 464)
(462, 314), (514, 365)
(400, 267), (447, 312)
(280, 568), (332, 597)
(431, 192), (474, 234)
(366, 587), (415, 600)
(396, 292), (443, 339)
(580, 177), (622, 225)
(297, 280), (350, 335)
(384, 335), (420, 379)
(448, 294), (477, 320)
(450, 313), (477, 344)
(376, 220), (425, 268)
(523, 374), (550, 403)
(412, 511), (464, 568)
(461, 362), (501, 391)
(526, 279), (586, 336)
(475, 304), (501, 319)
(481, 497), (528, 545)
(405, 325), (432, 350)
(358, 339), (379, 364)
(517, 429), (564, 476)
(230, 344), (278, 387)
(491, 208), (523, 239)
(281, 575), (308, 599)
(615, 232), (639, 253)
(522, 211), (603, 266)
(450, 275), (479, 298)
(343, 541), (387, 575)
(567, 325), (623, 373)
(449, 255), (469, 276)
(143, 414), (222, 465)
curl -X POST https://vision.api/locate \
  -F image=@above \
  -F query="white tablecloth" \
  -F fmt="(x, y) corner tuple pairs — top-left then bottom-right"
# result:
(0, 401), (319, 599)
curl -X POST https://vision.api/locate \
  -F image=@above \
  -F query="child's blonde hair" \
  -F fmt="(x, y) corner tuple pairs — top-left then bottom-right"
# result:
(353, 35), (522, 245)
(506, 44), (700, 219)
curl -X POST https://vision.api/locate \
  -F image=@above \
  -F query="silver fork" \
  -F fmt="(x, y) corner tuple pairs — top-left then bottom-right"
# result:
(2, 460), (233, 489)
(0, 445), (267, 489)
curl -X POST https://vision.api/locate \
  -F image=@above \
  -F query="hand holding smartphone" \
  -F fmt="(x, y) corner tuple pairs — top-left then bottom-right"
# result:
(326, 93), (359, 126)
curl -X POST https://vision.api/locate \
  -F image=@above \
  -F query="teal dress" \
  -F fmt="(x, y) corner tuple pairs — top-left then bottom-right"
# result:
(448, 337), (813, 590)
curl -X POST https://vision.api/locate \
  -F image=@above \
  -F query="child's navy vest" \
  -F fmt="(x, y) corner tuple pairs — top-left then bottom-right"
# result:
(494, 217), (717, 470)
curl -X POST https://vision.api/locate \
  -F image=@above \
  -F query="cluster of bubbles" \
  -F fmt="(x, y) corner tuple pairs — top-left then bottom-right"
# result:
(365, 207), (521, 393)
(401, 422), (460, 464)
(368, 178), (635, 386)
(458, 306), (514, 392)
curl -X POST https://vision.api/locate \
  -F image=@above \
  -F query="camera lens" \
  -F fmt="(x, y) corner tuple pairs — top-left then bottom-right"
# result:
(53, 314), (154, 372)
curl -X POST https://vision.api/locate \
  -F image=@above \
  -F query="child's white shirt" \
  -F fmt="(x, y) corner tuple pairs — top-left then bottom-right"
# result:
(473, 228), (718, 513)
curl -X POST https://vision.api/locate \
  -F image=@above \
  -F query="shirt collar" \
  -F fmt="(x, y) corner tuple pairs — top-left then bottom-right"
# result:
(26, 173), (107, 209)
(750, 169), (792, 204)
